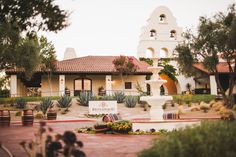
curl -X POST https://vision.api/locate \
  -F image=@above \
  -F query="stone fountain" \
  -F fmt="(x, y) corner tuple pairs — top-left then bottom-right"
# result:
(132, 57), (200, 131)
(140, 57), (172, 120)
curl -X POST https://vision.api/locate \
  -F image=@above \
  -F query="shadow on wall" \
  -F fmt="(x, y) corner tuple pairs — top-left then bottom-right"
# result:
(160, 73), (177, 94)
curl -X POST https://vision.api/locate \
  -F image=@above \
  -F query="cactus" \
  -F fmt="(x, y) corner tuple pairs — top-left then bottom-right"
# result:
(40, 98), (54, 115)
(57, 95), (72, 108)
(114, 91), (125, 103)
(125, 96), (138, 108)
(15, 98), (26, 109)
(77, 91), (92, 106)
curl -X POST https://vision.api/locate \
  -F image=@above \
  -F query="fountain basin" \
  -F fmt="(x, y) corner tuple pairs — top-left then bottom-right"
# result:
(140, 96), (172, 120)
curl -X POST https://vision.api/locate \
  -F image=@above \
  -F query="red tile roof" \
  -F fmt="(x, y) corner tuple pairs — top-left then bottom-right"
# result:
(56, 56), (150, 74)
(6, 56), (151, 74)
(193, 62), (232, 74)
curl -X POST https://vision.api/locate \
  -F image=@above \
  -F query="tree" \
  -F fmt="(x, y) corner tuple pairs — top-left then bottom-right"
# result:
(0, 0), (68, 78)
(39, 36), (57, 96)
(113, 56), (139, 90)
(0, 0), (68, 33)
(175, 4), (236, 107)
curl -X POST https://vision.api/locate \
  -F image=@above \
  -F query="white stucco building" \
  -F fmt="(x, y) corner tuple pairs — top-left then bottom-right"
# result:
(137, 6), (195, 94)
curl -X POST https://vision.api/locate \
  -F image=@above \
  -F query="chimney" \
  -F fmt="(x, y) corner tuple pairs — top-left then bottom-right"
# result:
(63, 48), (77, 60)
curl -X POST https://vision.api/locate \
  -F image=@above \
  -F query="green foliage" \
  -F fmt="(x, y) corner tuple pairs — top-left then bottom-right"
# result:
(139, 57), (153, 65)
(140, 58), (177, 81)
(15, 111), (22, 116)
(77, 91), (92, 106)
(175, 44), (195, 77)
(175, 4), (236, 106)
(40, 98), (53, 115)
(114, 91), (126, 103)
(172, 94), (215, 103)
(16, 36), (41, 78)
(39, 36), (57, 72)
(107, 120), (132, 134)
(34, 111), (44, 119)
(91, 95), (115, 101)
(0, 0), (68, 33)
(139, 121), (236, 157)
(0, 89), (10, 98)
(15, 98), (26, 109)
(57, 95), (72, 108)
(0, 96), (60, 105)
(125, 96), (138, 108)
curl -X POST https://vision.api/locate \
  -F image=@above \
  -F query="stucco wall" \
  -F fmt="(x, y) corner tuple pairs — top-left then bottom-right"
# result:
(17, 79), (27, 97)
(41, 75), (59, 96)
(112, 75), (147, 95)
(41, 74), (146, 96)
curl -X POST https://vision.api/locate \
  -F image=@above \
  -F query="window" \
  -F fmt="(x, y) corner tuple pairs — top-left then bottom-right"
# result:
(125, 82), (132, 89)
(150, 29), (156, 39)
(170, 30), (176, 39)
(159, 14), (166, 23)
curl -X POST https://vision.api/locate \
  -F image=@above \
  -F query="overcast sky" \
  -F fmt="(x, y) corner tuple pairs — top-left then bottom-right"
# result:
(41, 0), (235, 60)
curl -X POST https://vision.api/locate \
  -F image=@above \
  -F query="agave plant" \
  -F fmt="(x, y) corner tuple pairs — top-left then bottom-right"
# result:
(114, 91), (125, 103)
(15, 98), (27, 109)
(125, 96), (138, 108)
(57, 95), (72, 108)
(77, 91), (92, 106)
(40, 98), (54, 115)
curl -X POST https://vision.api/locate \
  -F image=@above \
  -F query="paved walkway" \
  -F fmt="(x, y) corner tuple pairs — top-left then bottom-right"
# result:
(0, 122), (157, 157)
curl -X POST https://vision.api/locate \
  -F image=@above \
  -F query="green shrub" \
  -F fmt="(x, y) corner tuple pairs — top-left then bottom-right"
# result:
(139, 121), (236, 157)
(114, 91), (125, 103)
(125, 96), (138, 108)
(172, 94), (215, 104)
(15, 111), (22, 116)
(0, 96), (60, 105)
(34, 111), (44, 119)
(57, 95), (72, 108)
(77, 91), (92, 106)
(40, 98), (54, 115)
(91, 95), (115, 101)
(15, 98), (27, 109)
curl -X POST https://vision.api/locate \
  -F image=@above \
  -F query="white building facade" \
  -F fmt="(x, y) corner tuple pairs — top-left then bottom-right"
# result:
(137, 6), (195, 94)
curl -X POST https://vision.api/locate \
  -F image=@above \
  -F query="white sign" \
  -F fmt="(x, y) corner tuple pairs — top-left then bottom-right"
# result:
(89, 101), (117, 114)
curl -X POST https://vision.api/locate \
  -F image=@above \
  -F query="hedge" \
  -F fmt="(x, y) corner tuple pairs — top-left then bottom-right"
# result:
(139, 121), (236, 157)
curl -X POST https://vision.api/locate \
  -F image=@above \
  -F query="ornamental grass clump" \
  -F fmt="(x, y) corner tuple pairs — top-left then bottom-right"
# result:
(114, 91), (125, 103)
(57, 95), (72, 109)
(125, 96), (138, 108)
(15, 98), (26, 109)
(77, 91), (92, 106)
(40, 98), (54, 116)
(139, 121), (236, 157)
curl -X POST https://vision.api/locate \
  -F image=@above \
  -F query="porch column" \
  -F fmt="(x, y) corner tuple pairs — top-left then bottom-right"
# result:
(59, 75), (65, 96)
(210, 75), (217, 95)
(105, 75), (112, 95)
(10, 75), (17, 97)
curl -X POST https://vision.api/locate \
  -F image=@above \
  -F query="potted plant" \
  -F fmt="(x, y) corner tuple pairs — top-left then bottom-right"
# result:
(98, 86), (105, 96)
(40, 98), (54, 119)
(65, 87), (70, 96)
(108, 120), (132, 134)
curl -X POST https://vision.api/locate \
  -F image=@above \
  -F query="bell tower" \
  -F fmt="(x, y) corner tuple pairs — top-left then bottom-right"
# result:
(137, 6), (183, 59)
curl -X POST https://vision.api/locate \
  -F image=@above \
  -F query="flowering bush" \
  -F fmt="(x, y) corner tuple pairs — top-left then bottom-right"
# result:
(107, 120), (132, 134)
